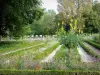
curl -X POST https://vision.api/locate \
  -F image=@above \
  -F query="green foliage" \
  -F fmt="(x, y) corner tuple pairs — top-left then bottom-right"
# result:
(35, 43), (59, 60)
(31, 20), (43, 35)
(85, 40), (100, 50)
(57, 30), (80, 49)
(0, 41), (43, 54)
(54, 45), (67, 60)
(0, 0), (43, 38)
(83, 2), (100, 33)
(31, 10), (57, 35)
(56, 0), (92, 33)
(93, 35), (100, 44)
(79, 42), (100, 58)
(83, 10), (100, 33)
(93, 3), (100, 16)
(0, 69), (100, 75)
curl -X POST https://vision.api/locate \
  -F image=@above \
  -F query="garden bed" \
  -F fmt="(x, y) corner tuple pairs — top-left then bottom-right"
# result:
(85, 40), (100, 50)
(79, 42), (100, 59)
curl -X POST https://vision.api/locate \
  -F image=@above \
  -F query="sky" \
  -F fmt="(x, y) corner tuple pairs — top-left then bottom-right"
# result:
(42, 0), (100, 14)
(42, 0), (58, 13)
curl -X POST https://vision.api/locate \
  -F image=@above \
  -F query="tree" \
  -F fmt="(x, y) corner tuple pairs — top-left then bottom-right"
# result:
(56, 0), (92, 69)
(93, 2), (100, 16)
(31, 10), (57, 35)
(83, 2), (100, 33)
(0, 0), (43, 40)
(31, 20), (43, 35)
(83, 10), (100, 33)
(57, 0), (92, 33)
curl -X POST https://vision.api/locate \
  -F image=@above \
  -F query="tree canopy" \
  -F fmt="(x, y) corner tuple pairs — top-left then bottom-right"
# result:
(56, 0), (92, 33)
(0, 0), (43, 38)
(31, 10), (57, 35)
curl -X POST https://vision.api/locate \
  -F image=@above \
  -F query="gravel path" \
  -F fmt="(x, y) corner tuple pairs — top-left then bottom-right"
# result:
(41, 45), (62, 62)
(77, 45), (95, 63)
(1, 43), (44, 56)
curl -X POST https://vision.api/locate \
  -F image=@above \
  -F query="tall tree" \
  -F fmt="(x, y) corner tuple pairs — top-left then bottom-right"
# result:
(31, 10), (57, 35)
(93, 2), (100, 16)
(0, 0), (43, 39)
(57, 0), (92, 33)
(83, 10), (100, 33)
(83, 2), (100, 33)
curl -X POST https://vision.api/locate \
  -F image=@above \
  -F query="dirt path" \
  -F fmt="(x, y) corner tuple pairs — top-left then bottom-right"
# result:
(1, 43), (44, 56)
(77, 45), (95, 63)
(84, 42), (100, 55)
(41, 45), (62, 62)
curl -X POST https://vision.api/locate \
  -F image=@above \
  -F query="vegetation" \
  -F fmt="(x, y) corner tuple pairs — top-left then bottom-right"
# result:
(0, 70), (100, 75)
(0, 0), (43, 39)
(0, 41), (43, 54)
(79, 42), (100, 59)
(31, 10), (57, 35)
(85, 40), (100, 50)
(0, 0), (100, 74)
(35, 43), (59, 60)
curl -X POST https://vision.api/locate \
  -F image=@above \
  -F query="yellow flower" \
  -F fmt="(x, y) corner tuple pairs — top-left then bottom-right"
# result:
(62, 21), (64, 25)
(58, 22), (60, 26)
(70, 19), (73, 22)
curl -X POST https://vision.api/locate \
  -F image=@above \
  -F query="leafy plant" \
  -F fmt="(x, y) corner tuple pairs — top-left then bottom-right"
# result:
(57, 30), (80, 49)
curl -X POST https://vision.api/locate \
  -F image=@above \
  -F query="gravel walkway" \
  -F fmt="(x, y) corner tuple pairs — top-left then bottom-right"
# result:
(77, 45), (95, 63)
(41, 45), (62, 62)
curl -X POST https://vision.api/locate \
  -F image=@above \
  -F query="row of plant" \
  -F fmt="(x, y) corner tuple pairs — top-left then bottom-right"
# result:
(0, 42), (100, 70)
(54, 45), (66, 60)
(66, 46), (100, 70)
(79, 42), (100, 59)
(34, 43), (59, 60)
(93, 34), (100, 44)
(4, 43), (46, 57)
(0, 42), (59, 69)
(0, 40), (43, 54)
(0, 43), (47, 69)
(34, 45), (100, 70)
(85, 40), (100, 50)
(0, 69), (100, 75)
(51, 45), (100, 70)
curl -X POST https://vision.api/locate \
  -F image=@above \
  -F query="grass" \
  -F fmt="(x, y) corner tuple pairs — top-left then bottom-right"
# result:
(0, 40), (43, 54)
(2, 43), (46, 57)
(53, 45), (67, 70)
(54, 45), (67, 65)
(0, 41), (60, 69)
(34, 43), (59, 60)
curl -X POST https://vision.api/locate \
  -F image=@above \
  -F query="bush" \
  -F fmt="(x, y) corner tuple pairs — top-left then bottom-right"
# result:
(85, 40), (100, 50)
(57, 31), (81, 49)
(93, 35), (100, 44)
(0, 69), (100, 75)
(79, 42), (100, 58)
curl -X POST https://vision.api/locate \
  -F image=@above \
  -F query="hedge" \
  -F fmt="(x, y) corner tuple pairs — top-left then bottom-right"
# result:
(0, 69), (100, 75)
(85, 40), (100, 50)
(79, 42), (100, 58)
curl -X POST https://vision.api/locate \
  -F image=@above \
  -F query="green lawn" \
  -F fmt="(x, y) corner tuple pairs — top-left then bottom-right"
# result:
(0, 40), (43, 54)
